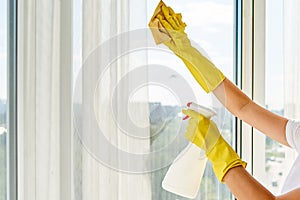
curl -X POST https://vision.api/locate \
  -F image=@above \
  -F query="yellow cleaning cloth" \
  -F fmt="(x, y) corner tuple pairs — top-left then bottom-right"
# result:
(148, 0), (185, 44)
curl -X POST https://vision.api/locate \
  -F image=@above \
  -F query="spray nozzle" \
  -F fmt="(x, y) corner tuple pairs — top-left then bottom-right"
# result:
(183, 102), (216, 120)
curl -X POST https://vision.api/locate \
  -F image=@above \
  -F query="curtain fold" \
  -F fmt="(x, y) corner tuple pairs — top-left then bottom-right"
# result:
(283, 0), (300, 177)
(18, 0), (72, 199)
(283, 1), (300, 119)
(19, 0), (151, 199)
(74, 0), (151, 199)
(35, 1), (61, 199)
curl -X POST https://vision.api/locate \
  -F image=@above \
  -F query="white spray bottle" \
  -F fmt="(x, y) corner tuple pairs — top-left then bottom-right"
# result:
(162, 102), (216, 199)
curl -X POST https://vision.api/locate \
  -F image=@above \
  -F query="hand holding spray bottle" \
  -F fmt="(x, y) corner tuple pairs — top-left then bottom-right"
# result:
(162, 102), (216, 199)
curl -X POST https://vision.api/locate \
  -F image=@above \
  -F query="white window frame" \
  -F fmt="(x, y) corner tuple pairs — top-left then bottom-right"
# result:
(240, 0), (296, 189)
(239, 0), (261, 176)
(236, 0), (264, 178)
(240, 0), (268, 181)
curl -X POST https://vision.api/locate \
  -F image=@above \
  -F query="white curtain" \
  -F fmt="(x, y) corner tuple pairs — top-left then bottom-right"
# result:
(18, 0), (72, 199)
(18, 0), (152, 199)
(283, 0), (300, 169)
(283, 0), (300, 118)
(72, 0), (152, 199)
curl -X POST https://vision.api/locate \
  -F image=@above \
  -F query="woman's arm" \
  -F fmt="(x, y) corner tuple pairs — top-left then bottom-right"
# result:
(149, 2), (288, 145)
(213, 78), (289, 146)
(224, 166), (300, 200)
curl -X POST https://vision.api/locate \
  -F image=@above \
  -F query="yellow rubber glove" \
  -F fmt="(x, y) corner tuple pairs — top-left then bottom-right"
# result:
(149, 1), (225, 93)
(182, 109), (247, 182)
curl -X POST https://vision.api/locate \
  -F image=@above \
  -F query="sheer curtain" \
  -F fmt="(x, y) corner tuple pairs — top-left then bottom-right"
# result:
(18, 0), (151, 199)
(18, 0), (72, 199)
(283, 0), (300, 167)
(283, 1), (300, 118)
(73, 0), (151, 199)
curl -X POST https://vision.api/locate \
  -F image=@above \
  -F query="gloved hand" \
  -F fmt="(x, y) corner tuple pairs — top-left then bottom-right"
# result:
(182, 109), (247, 182)
(148, 0), (225, 93)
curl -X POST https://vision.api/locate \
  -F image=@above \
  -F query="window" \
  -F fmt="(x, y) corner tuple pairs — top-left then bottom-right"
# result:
(0, 0), (8, 198)
(264, 0), (298, 194)
(1, 0), (17, 199)
(265, 0), (285, 194)
(147, 1), (237, 199)
(72, 0), (238, 199)
(15, 0), (299, 199)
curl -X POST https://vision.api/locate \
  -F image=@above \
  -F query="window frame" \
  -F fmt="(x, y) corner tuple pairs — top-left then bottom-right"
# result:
(238, 0), (266, 177)
(240, 0), (296, 190)
(251, 0), (267, 183)
(12, 0), (255, 199)
(7, 0), (18, 199)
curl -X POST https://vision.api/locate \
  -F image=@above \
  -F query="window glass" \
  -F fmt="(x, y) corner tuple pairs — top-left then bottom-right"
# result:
(0, 0), (7, 198)
(147, 1), (235, 199)
(265, 0), (290, 194)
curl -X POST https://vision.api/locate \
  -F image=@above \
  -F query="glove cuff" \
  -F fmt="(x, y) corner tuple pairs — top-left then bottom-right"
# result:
(207, 137), (247, 182)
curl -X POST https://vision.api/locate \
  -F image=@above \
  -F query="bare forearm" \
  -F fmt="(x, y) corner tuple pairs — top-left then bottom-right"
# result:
(212, 78), (251, 116)
(224, 166), (275, 200)
(224, 166), (300, 200)
(213, 78), (289, 146)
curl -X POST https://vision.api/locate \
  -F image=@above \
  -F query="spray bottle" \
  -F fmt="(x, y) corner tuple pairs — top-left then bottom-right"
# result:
(162, 102), (216, 199)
